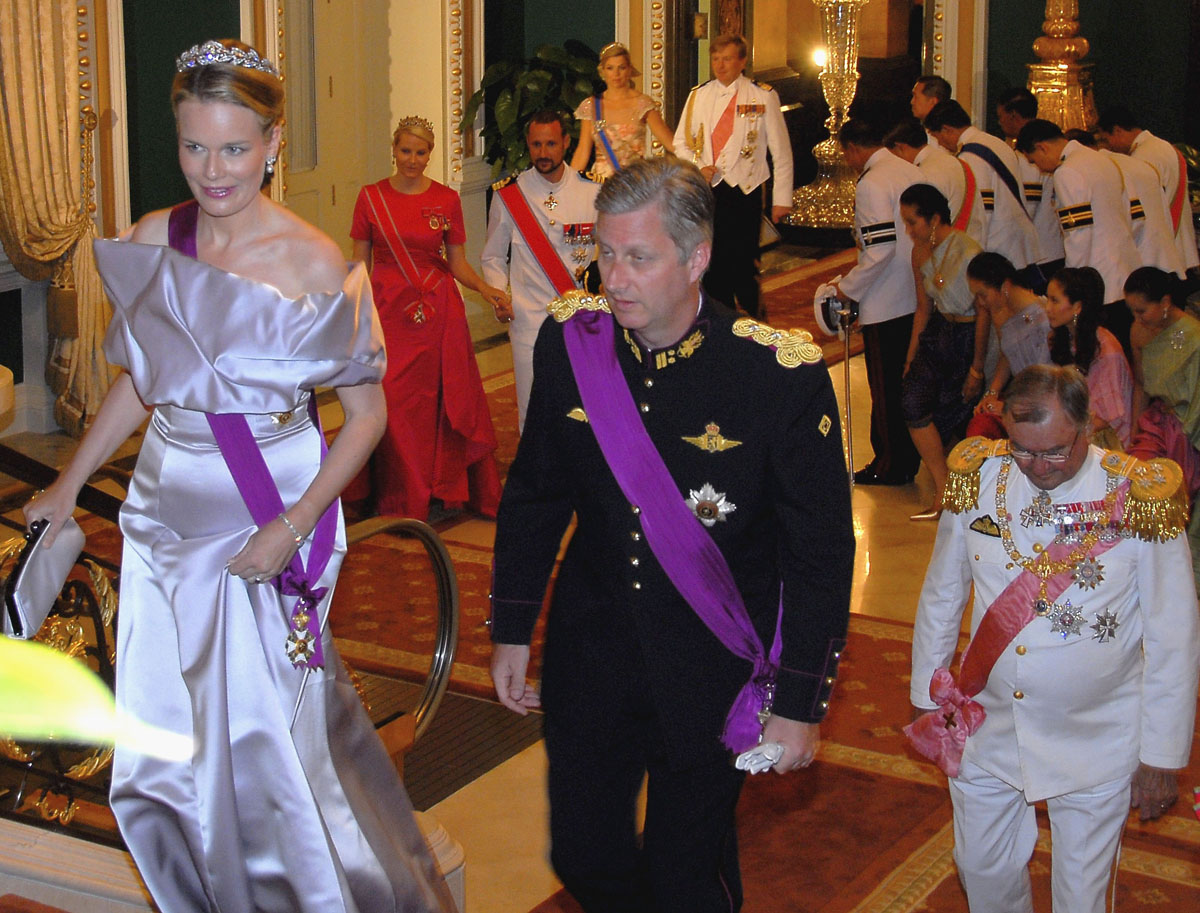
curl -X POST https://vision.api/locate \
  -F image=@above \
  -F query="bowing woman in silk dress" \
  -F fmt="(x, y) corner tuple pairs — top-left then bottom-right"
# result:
(23, 38), (454, 913)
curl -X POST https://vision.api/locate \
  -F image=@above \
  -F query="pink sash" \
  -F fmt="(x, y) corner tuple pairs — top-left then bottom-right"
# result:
(904, 473), (1128, 776)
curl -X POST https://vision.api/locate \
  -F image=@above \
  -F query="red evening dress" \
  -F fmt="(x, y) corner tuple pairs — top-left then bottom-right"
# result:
(350, 179), (501, 519)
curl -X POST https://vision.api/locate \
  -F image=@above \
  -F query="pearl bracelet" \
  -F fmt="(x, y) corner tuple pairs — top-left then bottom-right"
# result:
(278, 513), (304, 546)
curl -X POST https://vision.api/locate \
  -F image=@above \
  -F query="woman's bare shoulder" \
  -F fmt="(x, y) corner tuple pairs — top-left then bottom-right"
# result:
(127, 207), (173, 245)
(271, 208), (349, 292)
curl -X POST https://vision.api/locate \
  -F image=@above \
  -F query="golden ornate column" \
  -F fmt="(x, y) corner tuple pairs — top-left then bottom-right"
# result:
(785, 0), (871, 229)
(1027, 0), (1096, 130)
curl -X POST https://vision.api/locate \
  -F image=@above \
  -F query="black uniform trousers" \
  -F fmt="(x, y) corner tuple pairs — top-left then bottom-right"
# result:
(543, 641), (746, 913)
(705, 181), (763, 318)
(862, 312), (921, 480)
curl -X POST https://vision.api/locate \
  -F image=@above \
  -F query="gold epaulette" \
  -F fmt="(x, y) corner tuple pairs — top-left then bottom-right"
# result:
(731, 318), (823, 368)
(1098, 450), (1189, 541)
(942, 437), (1011, 513)
(547, 289), (610, 322)
(753, 79), (773, 92)
(491, 174), (516, 191)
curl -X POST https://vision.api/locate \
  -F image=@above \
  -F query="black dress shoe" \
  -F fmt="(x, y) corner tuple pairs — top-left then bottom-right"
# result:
(853, 466), (915, 486)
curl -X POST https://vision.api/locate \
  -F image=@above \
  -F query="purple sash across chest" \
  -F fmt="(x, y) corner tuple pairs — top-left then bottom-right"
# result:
(168, 201), (336, 669)
(562, 310), (781, 753)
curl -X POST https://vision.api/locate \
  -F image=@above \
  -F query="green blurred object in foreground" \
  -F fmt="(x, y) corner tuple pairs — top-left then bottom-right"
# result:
(0, 637), (191, 761)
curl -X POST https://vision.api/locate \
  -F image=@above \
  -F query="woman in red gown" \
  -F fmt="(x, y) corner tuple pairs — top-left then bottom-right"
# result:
(351, 116), (509, 519)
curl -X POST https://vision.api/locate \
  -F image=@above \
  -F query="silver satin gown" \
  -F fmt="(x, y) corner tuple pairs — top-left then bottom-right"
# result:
(93, 239), (455, 913)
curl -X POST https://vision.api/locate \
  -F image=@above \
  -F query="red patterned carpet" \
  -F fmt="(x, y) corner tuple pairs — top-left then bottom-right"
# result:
(529, 614), (1200, 913)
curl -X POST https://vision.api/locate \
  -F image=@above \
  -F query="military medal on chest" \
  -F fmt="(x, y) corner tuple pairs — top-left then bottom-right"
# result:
(737, 103), (764, 159)
(563, 222), (595, 281)
(422, 206), (450, 232)
(995, 458), (1121, 641)
(543, 193), (559, 211)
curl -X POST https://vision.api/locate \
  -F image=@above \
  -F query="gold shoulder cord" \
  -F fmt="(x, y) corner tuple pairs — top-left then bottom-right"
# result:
(731, 318), (823, 368)
(684, 89), (705, 163)
(1099, 450), (1189, 541)
(942, 437), (1011, 513)
(547, 289), (611, 323)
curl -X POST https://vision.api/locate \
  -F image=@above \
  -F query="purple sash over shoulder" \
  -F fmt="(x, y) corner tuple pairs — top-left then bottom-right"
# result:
(168, 201), (336, 669)
(562, 309), (781, 753)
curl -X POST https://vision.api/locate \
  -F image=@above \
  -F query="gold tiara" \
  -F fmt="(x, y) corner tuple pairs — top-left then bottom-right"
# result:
(395, 116), (435, 138)
(599, 42), (630, 57)
(176, 41), (279, 77)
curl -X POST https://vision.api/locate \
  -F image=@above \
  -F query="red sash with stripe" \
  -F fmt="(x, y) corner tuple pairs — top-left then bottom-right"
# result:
(954, 158), (978, 233)
(1170, 148), (1188, 234)
(497, 182), (577, 296)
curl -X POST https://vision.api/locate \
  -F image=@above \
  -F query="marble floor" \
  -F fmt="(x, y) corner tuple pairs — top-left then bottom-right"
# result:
(425, 291), (946, 913)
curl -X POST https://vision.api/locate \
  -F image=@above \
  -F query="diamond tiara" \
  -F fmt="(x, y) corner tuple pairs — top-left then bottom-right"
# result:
(395, 116), (436, 138)
(176, 41), (279, 78)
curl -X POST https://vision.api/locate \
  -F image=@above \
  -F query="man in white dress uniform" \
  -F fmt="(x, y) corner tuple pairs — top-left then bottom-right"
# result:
(910, 364), (1199, 913)
(673, 33), (792, 318)
(482, 110), (599, 429)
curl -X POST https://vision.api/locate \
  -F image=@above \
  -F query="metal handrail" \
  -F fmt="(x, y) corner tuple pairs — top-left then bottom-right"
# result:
(0, 442), (460, 743)
(345, 516), (460, 742)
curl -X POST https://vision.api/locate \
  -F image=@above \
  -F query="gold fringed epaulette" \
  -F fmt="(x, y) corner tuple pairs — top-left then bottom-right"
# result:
(1098, 450), (1189, 541)
(491, 174), (516, 191)
(731, 318), (823, 368)
(547, 289), (610, 322)
(942, 437), (1011, 513)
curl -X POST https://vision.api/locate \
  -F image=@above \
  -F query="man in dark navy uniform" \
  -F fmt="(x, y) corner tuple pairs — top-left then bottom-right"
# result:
(489, 157), (854, 913)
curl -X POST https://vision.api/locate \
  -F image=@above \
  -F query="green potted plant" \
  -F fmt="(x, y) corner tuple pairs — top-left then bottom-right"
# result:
(459, 41), (601, 180)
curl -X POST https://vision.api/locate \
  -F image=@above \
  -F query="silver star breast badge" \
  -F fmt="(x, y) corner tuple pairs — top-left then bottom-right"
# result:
(686, 483), (737, 527)
(1048, 600), (1085, 638)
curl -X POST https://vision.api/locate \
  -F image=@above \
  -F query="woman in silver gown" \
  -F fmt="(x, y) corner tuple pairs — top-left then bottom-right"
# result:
(24, 39), (454, 913)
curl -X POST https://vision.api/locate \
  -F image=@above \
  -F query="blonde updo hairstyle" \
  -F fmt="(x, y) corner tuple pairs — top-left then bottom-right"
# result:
(172, 39), (284, 135)
(597, 42), (640, 82)
(392, 117), (436, 151)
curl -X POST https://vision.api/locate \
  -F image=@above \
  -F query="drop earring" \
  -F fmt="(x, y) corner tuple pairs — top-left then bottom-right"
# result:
(265, 155), (277, 176)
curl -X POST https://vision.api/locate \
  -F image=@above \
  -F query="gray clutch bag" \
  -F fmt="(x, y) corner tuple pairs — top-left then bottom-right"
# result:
(3, 517), (85, 639)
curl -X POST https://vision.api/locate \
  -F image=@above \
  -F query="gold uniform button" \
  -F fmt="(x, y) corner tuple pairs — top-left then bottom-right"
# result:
(819, 701), (829, 710)
(631, 531), (642, 541)
(630, 557), (639, 567)
(631, 504), (641, 515)
(632, 581), (642, 590)
(1015, 645), (1027, 655)
(639, 403), (650, 414)
(1014, 690), (1024, 700)
(825, 676), (835, 685)
(643, 377), (654, 388)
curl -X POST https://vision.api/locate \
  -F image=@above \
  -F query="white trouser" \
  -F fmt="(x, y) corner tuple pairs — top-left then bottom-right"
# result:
(948, 758), (1131, 913)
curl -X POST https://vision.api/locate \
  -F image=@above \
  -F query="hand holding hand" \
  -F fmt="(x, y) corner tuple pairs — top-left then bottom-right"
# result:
(227, 517), (304, 584)
(483, 286), (513, 323)
(491, 643), (541, 715)
(760, 714), (819, 774)
(1130, 763), (1179, 821)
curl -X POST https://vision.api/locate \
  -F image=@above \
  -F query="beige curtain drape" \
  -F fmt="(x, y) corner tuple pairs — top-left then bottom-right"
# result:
(0, 0), (112, 436)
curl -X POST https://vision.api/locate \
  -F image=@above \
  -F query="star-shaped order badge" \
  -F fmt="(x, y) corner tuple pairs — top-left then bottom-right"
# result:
(1048, 600), (1085, 638)
(686, 483), (736, 527)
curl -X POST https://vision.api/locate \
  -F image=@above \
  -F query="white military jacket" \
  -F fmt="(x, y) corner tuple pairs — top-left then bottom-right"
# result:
(956, 125), (1042, 269)
(1016, 154), (1065, 265)
(481, 167), (599, 350)
(912, 143), (986, 247)
(1103, 149), (1187, 278)
(1052, 141), (1142, 302)
(673, 74), (793, 209)
(1130, 129), (1200, 270)
(838, 148), (923, 326)
(911, 445), (1200, 802)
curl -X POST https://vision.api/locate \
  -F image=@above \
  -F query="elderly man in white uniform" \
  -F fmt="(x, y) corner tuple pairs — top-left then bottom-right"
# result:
(482, 110), (599, 430)
(673, 33), (792, 318)
(909, 364), (1199, 913)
